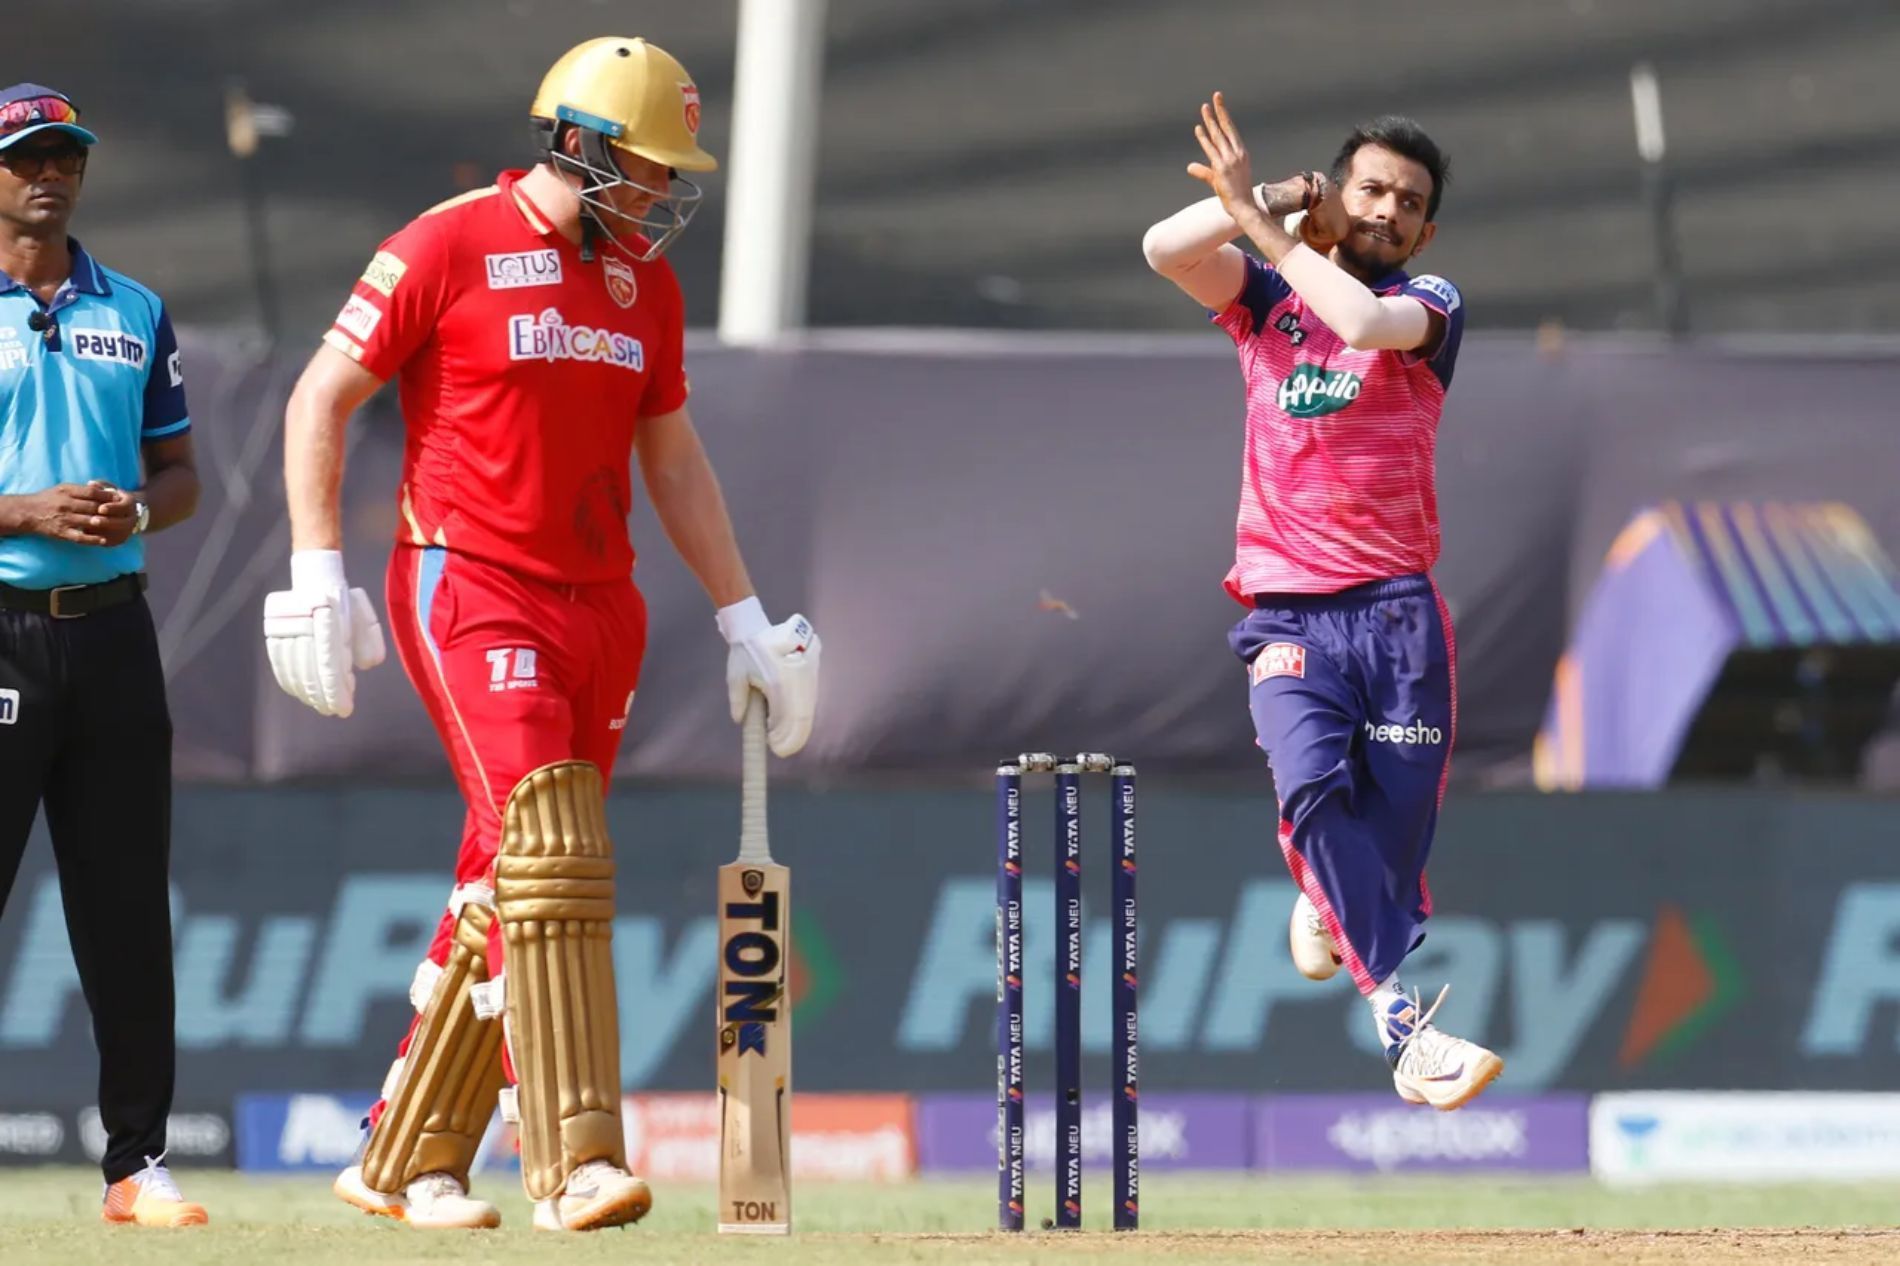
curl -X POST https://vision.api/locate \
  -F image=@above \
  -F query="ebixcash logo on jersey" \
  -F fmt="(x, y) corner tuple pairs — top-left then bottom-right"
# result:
(507, 307), (645, 371)
(1277, 364), (1362, 418)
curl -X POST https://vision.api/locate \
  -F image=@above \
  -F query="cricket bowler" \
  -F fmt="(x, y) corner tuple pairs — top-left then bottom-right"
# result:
(262, 37), (821, 1230)
(1143, 95), (1501, 1109)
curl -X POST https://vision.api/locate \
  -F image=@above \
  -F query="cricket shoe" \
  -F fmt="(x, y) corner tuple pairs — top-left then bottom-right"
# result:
(532, 1160), (653, 1232)
(1289, 891), (1342, 981)
(333, 1165), (501, 1229)
(1380, 985), (1504, 1111)
(101, 1154), (209, 1227)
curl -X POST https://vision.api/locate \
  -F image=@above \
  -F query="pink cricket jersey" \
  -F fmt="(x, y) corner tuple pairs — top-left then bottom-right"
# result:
(1213, 255), (1465, 600)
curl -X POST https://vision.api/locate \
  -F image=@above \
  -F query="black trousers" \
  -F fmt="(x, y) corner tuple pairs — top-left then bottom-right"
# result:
(0, 595), (175, 1182)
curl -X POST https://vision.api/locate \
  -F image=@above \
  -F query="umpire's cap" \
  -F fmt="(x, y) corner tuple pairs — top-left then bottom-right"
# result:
(0, 85), (99, 151)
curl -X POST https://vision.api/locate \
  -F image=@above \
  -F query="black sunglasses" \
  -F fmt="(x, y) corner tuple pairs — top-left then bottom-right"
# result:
(0, 146), (87, 179)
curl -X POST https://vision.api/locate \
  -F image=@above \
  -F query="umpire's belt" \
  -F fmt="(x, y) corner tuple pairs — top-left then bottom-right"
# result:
(0, 572), (147, 619)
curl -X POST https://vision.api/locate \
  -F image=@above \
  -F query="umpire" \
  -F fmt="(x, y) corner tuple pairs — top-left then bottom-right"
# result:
(0, 84), (207, 1227)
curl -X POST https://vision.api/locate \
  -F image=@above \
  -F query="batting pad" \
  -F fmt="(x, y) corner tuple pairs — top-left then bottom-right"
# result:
(497, 760), (626, 1200)
(360, 901), (508, 1193)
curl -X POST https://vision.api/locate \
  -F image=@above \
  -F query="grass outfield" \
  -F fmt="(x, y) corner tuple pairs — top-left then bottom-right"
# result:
(0, 1169), (1897, 1264)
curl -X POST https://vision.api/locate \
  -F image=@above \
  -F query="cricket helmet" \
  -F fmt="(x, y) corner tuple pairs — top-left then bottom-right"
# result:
(530, 37), (715, 261)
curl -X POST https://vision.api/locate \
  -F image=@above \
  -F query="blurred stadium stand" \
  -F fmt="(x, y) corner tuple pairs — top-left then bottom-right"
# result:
(25, 0), (1900, 338)
(15, 1), (1900, 787)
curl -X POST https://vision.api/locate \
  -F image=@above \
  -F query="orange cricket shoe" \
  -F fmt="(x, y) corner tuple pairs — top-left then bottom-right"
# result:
(101, 1156), (209, 1227)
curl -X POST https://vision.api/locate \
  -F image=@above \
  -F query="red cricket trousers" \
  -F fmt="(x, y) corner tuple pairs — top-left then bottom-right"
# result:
(372, 544), (647, 1115)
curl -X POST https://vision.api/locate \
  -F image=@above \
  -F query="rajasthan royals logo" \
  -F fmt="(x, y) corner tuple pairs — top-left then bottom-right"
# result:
(681, 83), (702, 135)
(602, 253), (638, 309)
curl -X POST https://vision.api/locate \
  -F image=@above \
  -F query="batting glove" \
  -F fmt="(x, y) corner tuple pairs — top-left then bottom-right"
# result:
(718, 596), (820, 757)
(263, 549), (387, 718)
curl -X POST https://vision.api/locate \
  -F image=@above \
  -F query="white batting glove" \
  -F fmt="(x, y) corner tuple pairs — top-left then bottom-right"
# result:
(718, 597), (820, 757)
(262, 549), (387, 718)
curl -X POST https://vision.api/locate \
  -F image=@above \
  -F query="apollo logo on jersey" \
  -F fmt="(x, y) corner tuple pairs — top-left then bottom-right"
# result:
(69, 329), (149, 370)
(507, 308), (645, 371)
(1277, 365), (1363, 418)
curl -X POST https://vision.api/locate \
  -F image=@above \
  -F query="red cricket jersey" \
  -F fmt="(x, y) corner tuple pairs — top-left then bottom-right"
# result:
(324, 170), (690, 584)
(1213, 255), (1466, 599)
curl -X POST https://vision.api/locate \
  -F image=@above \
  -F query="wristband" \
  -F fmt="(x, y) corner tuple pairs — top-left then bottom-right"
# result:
(716, 595), (771, 645)
(290, 549), (347, 594)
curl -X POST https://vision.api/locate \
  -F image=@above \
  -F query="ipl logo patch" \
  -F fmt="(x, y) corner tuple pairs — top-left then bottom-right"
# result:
(602, 253), (638, 309)
(1250, 642), (1307, 684)
(1409, 274), (1462, 314)
(681, 83), (701, 135)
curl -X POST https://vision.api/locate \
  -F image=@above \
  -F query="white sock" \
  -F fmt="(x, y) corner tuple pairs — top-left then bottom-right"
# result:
(1368, 976), (1409, 1049)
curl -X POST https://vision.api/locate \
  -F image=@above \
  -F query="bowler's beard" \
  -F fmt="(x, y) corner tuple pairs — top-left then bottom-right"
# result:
(1333, 227), (1409, 283)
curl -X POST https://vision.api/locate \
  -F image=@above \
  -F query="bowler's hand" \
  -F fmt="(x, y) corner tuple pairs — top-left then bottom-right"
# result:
(1187, 92), (1259, 225)
(1257, 174), (1314, 219)
(1301, 173), (1353, 251)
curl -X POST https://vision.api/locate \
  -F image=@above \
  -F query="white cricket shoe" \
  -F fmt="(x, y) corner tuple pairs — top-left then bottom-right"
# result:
(1289, 891), (1342, 981)
(334, 1165), (501, 1230)
(532, 1160), (653, 1232)
(1379, 986), (1505, 1111)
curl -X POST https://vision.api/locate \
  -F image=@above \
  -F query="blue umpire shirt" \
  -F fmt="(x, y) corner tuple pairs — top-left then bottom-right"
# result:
(0, 238), (189, 587)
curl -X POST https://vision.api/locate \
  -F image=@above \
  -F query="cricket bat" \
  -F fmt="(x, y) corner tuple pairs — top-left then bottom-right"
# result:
(717, 690), (792, 1234)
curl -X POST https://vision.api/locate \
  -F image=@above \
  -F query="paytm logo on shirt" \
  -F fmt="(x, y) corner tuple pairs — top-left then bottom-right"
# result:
(1364, 718), (1444, 746)
(69, 328), (149, 370)
(333, 295), (384, 343)
(507, 308), (644, 372)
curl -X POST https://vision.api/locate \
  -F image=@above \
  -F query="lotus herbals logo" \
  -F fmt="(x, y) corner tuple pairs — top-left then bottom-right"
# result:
(1276, 364), (1363, 418)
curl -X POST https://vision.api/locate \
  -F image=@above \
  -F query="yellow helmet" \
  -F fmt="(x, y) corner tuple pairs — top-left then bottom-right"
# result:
(530, 37), (715, 260)
(531, 37), (715, 173)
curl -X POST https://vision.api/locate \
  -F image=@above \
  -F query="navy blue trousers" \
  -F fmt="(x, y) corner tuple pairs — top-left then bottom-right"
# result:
(1230, 574), (1455, 994)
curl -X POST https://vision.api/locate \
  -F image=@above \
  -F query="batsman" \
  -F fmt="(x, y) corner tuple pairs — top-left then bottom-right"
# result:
(263, 38), (821, 1231)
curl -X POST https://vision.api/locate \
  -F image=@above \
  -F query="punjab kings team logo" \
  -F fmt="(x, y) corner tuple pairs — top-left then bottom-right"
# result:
(681, 83), (702, 135)
(602, 253), (638, 309)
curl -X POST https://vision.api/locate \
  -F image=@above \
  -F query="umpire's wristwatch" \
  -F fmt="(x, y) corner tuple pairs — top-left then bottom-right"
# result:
(132, 499), (151, 535)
